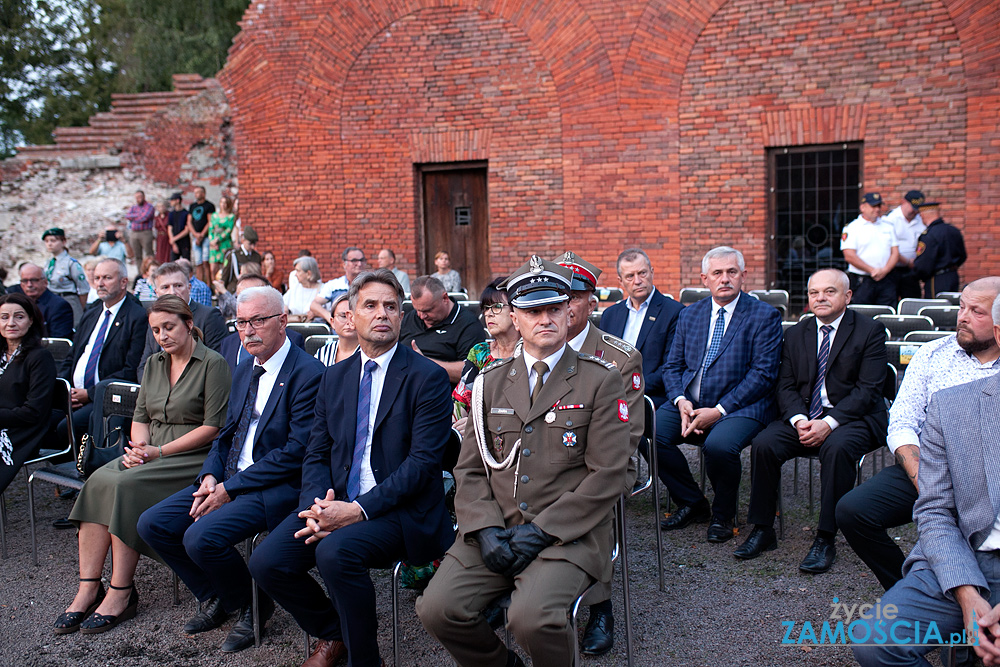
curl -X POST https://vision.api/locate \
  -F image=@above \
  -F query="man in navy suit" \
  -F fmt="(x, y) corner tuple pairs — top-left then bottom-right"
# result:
(11, 262), (75, 339)
(599, 248), (682, 407)
(138, 285), (324, 653)
(217, 275), (305, 372)
(734, 269), (887, 573)
(55, 257), (148, 448)
(249, 269), (454, 667)
(656, 246), (783, 542)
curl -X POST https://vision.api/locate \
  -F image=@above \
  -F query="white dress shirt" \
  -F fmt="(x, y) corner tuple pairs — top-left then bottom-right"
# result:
(789, 311), (845, 430)
(73, 295), (127, 388)
(236, 337), (292, 471)
(356, 344), (398, 497)
(522, 345), (566, 397)
(682, 293), (740, 411)
(622, 290), (655, 346)
(887, 335), (1000, 454)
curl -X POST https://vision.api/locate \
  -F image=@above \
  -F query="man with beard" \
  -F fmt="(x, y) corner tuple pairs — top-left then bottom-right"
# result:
(836, 277), (1000, 590)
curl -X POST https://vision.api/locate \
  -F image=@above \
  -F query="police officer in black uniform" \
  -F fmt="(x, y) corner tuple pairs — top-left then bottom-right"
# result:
(912, 201), (967, 298)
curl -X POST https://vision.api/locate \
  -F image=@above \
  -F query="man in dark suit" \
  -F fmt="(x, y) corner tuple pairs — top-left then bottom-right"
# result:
(852, 305), (1000, 665)
(600, 248), (683, 407)
(733, 269), (887, 572)
(249, 269), (454, 667)
(136, 262), (228, 381)
(12, 262), (75, 339)
(656, 246), (783, 542)
(56, 257), (148, 446)
(138, 285), (324, 653)
(217, 275), (305, 372)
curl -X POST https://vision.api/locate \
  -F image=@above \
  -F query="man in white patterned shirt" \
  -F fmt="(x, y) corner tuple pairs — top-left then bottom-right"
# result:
(836, 277), (1000, 590)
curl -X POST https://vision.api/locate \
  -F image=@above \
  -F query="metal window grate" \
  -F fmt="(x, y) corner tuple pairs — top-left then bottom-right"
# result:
(454, 206), (471, 226)
(769, 144), (862, 315)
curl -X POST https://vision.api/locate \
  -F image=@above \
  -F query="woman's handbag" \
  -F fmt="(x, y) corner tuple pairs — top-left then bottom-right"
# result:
(76, 422), (126, 477)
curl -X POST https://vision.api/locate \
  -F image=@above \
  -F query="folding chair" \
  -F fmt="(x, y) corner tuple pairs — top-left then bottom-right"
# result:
(875, 315), (934, 341)
(305, 334), (339, 357)
(849, 304), (895, 318)
(903, 330), (950, 343)
(286, 322), (332, 339)
(886, 341), (924, 386)
(935, 291), (961, 305)
(635, 396), (664, 592)
(459, 301), (481, 319)
(41, 337), (73, 363)
(917, 306), (959, 331)
(897, 298), (948, 316)
(679, 287), (710, 306)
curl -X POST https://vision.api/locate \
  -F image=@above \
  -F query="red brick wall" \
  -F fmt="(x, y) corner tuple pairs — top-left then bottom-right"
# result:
(221, 0), (1000, 296)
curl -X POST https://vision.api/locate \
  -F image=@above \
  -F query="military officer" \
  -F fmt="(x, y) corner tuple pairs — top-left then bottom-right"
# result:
(912, 201), (967, 298)
(554, 250), (644, 656)
(417, 256), (631, 667)
(42, 227), (89, 326)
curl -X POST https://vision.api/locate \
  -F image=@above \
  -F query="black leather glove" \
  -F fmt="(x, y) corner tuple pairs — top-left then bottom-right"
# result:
(502, 523), (556, 578)
(477, 526), (516, 574)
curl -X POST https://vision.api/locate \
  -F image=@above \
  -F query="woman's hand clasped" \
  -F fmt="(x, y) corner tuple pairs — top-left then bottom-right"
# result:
(122, 440), (158, 468)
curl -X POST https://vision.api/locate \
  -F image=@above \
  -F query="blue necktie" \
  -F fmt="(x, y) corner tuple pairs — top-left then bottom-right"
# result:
(225, 364), (266, 479)
(702, 308), (727, 373)
(347, 359), (378, 501)
(809, 325), (834, 420)
(83, 310), (112, 387)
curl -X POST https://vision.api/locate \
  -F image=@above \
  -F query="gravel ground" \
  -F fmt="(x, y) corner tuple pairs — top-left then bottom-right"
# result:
(1, 447), (936, 667)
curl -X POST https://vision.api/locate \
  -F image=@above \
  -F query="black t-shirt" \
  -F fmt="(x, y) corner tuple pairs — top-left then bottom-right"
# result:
(399, 300), (487, 364)
(188, 200), (216, 234)
(168, 209), (188, 235)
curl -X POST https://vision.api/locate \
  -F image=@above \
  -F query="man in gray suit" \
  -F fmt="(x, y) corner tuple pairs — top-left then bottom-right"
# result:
(853, 293), (1000, 666)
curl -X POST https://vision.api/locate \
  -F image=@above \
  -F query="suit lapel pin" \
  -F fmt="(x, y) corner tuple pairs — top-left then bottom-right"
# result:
(649, 316), (656, 321)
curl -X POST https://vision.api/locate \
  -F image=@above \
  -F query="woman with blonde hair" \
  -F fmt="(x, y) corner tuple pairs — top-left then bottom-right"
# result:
(54, 295), (231, 635)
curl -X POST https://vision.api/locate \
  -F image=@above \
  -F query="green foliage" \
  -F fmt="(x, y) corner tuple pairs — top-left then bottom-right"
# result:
(0, 0), (248, 158)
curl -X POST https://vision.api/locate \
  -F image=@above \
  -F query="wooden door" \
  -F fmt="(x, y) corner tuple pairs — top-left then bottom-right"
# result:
(422, 165), (489, 297)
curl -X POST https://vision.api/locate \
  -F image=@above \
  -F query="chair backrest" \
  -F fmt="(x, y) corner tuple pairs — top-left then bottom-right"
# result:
(226, 318), (237, 334)
(447, 291), (468, 300)
(442, 428), (463, 477)
(883, 363), (898, 404)
(286, 322), (332, 339)
(102, 382), (141, 420)
(41, 337), (74, 363)
(749, 289), (790, 309)
(459, 301), (481, 319)
(918, 306), (960, 331)
(935, 291), (962, 305)
(588, 313), (602, 328)
(897, 298), (949, 316)
(885, 341), (924, 376)
(875, 315), (935, 340)
(849, 304), (895, 317)
(679, 287), (710, 306)
(596, 287), (624, 303)
(631, 395), (656, 498)
(798, 312), (815, 322)
(305, 334), (339, 357)
(903, 330), (951, 343)
(781, 321), (797, 333)
(52, 378), (75, 457)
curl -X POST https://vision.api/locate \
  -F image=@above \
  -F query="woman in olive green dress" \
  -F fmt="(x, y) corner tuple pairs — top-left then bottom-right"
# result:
(54, 295), (231, 635)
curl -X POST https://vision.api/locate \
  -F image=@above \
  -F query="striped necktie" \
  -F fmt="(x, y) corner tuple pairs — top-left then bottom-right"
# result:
(809, 325), (834, 420)
(347, 359), (378, 501)
(225, 364), (267, 479)
(83, 310), (112, 387)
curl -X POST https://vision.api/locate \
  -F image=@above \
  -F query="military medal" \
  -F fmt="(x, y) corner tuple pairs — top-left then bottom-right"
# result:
(563, 431), (577, 447)
(493, 435), (504, 456)
(545, 412), (555, 423)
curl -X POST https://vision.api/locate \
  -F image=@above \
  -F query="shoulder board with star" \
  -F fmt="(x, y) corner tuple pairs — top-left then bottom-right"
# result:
(600, 333), (634, 357)
(578, 352), (616, 370)
(482, 356), (514, 374)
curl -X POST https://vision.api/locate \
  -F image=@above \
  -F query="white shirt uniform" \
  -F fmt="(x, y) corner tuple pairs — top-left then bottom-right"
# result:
(884, 206), (925, 262)
(840, 215), (898, 275)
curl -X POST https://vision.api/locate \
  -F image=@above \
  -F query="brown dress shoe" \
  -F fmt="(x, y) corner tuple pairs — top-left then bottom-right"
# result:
(301, 639), (348, 667)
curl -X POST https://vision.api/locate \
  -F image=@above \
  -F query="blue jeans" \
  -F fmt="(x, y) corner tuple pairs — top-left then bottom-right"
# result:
(852, 551), (1000, 666)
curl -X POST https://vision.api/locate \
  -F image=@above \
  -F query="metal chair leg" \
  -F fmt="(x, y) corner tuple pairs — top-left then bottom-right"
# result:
(392, 562), (402, 667)
(650, 435), (664, 592)
(245, 536), (261, 648)
(0, 492), (7, 560)
(28, 474), (38, 566)
(618, 496), (633, 667)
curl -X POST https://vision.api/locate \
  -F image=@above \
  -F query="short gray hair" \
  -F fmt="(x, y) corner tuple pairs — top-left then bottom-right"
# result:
(993, 293), (1000, 327)
(701, 246), (745, 273)
(237, 285), (284, 314)
(97, 257), (128, 280)
(348, 269), (404, 310)
(410, 275), (446, 300)
(293, 256), (321, 283)
(808, 268), (850, 293)
(616, 248), (652, 276)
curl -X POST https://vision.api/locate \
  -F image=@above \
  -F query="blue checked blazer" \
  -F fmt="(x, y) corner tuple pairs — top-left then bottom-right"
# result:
(904, 374), (1000, 594)
(663, 292), (783, 423)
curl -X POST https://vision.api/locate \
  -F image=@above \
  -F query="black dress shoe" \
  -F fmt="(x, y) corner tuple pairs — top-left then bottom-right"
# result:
(706, 518), (735, 543)
(581, 607), (615, 656)
(799, 535), (837, 573)
(184, 597), (229, 634)
(733, 526), (777, 560)
(221, 596), (274, 653)
(660, 500), (711, 530)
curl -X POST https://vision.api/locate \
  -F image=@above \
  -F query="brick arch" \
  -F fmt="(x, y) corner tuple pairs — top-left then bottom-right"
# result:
(222, 0), (620, 272)
(675, 0), (968, 288)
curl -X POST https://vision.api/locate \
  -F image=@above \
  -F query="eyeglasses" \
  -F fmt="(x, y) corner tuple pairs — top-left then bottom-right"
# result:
(20, 278), (44, 284)
(345, 258), (366, 264)
(484, 303), (509, 315)
(234, 313), (282, 331)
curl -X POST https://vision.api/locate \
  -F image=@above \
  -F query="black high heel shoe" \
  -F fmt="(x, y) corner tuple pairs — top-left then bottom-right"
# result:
(53, 578), (106, 635)
(79, 583), (138, 635)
